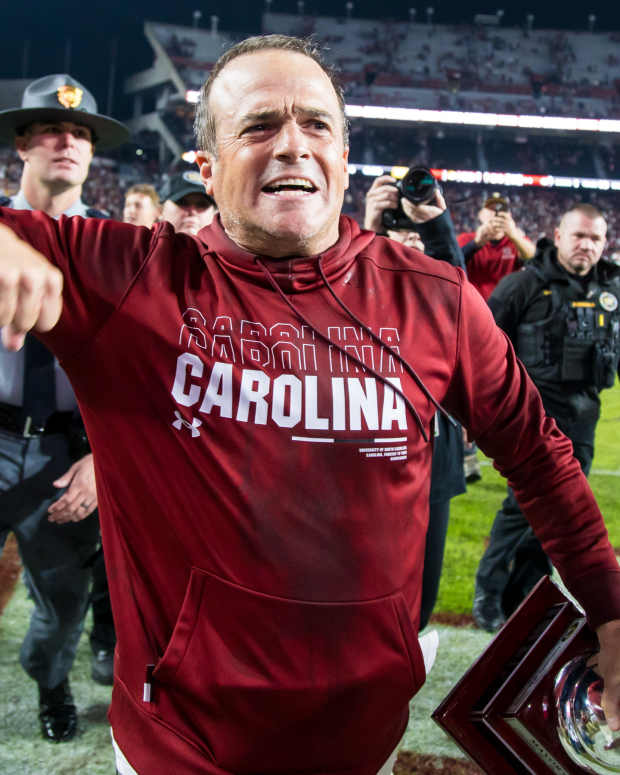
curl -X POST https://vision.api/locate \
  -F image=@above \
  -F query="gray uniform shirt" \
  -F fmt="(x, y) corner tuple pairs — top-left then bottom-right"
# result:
(0, 190), (88, 410)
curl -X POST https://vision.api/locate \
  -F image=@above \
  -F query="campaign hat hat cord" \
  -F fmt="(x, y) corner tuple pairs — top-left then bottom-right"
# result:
(0, 74), (130, 150)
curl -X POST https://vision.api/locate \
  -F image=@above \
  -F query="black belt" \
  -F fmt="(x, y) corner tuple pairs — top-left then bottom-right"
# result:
(0, 402), (74, 438)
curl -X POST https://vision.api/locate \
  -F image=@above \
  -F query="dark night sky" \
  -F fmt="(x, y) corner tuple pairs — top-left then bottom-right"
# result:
(2, 0), (620, 119)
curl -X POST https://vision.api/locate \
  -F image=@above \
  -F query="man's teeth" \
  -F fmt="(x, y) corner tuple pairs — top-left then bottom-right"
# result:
(264, 178), (316, 192)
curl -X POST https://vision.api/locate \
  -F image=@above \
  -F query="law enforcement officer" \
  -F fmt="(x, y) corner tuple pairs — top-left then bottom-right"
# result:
(473, 203), (620, 632)
(159, 170), (217, 234)
(0, 73), (129, 741)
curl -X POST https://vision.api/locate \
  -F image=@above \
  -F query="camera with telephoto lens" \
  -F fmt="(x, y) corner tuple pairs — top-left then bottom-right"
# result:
(381, 167), (440, 231)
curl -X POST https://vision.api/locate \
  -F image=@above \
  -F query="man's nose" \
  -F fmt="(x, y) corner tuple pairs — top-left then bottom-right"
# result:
(273, 122), (310, 161)
(57, 131), (76, 148)
(579, 237), (595, 252)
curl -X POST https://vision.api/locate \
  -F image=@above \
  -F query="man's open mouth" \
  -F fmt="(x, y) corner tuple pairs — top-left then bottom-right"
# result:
(262, 178), (317, 195)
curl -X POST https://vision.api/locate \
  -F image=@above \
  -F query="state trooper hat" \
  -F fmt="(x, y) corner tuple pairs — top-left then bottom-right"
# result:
(159, 170), (214, 206)
(0, 74), (130, 150)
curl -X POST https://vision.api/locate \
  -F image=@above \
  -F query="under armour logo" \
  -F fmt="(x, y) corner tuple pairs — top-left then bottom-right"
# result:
(172, 410), (202, 438)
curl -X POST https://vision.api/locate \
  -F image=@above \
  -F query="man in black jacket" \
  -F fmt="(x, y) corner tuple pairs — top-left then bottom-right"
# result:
(473, 203), (620, 632)
(364, 174), (466, 629)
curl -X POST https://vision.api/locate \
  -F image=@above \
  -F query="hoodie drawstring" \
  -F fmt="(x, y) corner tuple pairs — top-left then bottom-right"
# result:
(255, 255), (454, 442)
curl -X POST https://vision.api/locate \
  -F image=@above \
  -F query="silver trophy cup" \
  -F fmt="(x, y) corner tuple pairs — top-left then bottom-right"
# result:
(555, 655), (620, 774)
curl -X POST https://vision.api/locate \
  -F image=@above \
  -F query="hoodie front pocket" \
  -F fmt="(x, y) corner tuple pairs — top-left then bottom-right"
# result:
(152, 568), (424, 774)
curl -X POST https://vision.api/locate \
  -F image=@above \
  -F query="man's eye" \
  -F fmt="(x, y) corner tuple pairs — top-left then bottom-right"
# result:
(244, 124), (268, 134)
(311, 121), (329, 130)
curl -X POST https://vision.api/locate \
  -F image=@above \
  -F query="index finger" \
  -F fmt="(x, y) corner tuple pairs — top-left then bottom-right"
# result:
(13, 268), (63, 335)
(369, 175), (397, 191)
(0, 224), (63, 339)
(1, 326), (26, 351)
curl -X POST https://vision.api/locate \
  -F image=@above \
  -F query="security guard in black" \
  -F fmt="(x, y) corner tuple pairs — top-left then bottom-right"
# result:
(491, 225), (620, 425)
(474, 204), (619, 630)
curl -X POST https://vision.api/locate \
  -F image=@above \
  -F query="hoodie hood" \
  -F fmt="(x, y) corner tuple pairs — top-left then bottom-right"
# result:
(197, 214), (376, 293)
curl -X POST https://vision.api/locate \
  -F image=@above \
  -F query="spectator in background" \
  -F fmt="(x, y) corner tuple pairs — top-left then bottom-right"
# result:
(159, 170), (217, 234)
(364, 174), (466, 629)
(0, 73), (129, 742)
(457, 193), (536, 301)
(457, 193), (536, 483)
(123, 183), (161, 228)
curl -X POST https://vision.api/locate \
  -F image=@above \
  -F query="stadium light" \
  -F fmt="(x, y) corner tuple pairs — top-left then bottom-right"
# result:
(345, 104), (620, 135)
(346, 163), (620, 192)
(182, 93), (620, 137)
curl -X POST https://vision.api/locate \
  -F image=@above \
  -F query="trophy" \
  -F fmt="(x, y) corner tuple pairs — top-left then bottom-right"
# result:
(432, 576), (620, 773)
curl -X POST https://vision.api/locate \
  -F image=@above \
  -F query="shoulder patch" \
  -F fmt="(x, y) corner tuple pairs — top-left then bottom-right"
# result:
(599, 291), (618, 312)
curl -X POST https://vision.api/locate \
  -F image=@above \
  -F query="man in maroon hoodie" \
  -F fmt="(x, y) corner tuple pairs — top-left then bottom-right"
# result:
(0, 35), (619, 775)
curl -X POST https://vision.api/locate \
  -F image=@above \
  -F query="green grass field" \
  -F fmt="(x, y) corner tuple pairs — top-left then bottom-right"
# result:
(435, 382), (620, 615)
(1, 385), (618, 774)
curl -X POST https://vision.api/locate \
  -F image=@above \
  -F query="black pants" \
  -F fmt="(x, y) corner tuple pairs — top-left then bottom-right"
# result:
(475, 413), (595, 617)
(420, 499), (451, 630)
(90, 548), (116, 652)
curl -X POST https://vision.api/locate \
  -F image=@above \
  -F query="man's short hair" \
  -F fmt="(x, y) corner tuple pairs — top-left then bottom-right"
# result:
(194, 34), (349, 155)
(125, 183), (160, 206)
(559, 203), (606, 228)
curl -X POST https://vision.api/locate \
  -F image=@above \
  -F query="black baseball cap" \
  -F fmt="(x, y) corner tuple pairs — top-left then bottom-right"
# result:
(0, 74), (130, 150)
(483, 193), (510, 210)
(159, 170), (214, 206)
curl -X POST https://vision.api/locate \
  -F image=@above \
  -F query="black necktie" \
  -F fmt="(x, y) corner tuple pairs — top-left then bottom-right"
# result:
(22, 334), (56, 429)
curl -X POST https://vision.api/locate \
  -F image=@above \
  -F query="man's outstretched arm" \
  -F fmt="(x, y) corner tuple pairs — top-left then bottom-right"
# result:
(0, 222), (63, 351)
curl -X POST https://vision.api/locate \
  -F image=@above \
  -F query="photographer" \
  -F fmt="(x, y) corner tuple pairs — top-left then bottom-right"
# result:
(364, 172), (466, 629)
(457, 193), (536, 483)
(457, 193), (536, 302)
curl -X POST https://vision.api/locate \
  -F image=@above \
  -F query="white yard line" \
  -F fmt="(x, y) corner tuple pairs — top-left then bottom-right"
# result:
(479, 460), (620, 476)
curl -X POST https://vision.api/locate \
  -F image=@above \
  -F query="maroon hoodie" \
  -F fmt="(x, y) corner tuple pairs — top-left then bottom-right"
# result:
(3, 209), (619, 775)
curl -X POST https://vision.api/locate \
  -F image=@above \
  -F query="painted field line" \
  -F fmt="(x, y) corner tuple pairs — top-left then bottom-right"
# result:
(479, 460), (620, 476)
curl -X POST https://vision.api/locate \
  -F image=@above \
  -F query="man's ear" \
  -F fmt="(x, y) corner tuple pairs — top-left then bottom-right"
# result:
(343, 145), (349, 191)
(15, 136), (29, 163)
(195, 151), (216, 197)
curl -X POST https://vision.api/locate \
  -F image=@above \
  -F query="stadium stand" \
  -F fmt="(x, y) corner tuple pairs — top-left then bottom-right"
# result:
(2, 10), (620, 258)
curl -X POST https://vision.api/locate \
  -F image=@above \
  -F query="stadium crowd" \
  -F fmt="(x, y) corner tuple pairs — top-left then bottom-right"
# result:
(150, 13), (620, 122)
(2, 143), (619, 259)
